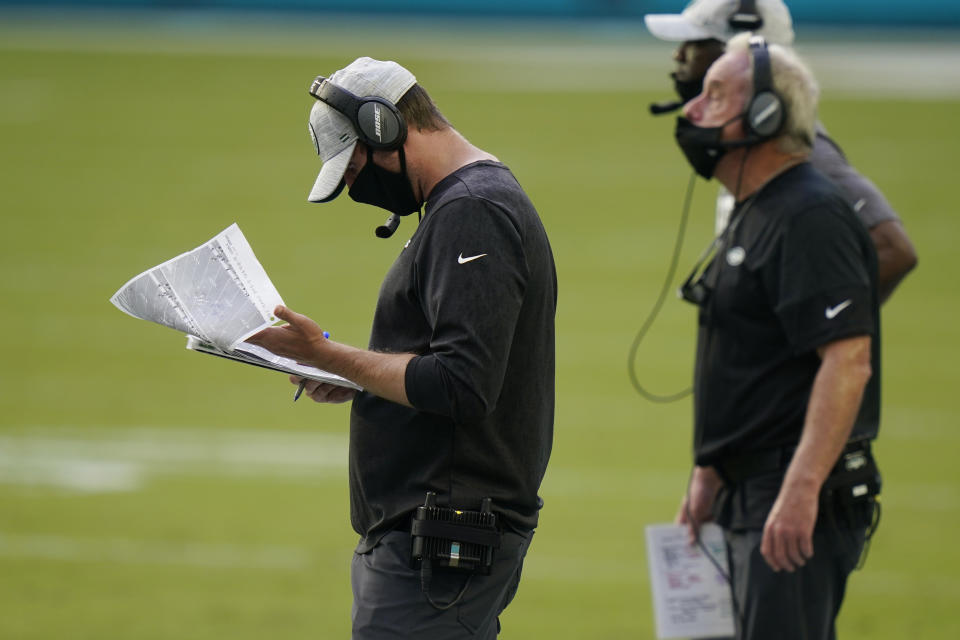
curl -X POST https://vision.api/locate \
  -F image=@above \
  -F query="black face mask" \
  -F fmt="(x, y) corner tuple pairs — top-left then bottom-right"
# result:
(348, 147), (421, 217)
(671, 72), (704, 105)
(674, 113), (748, 179)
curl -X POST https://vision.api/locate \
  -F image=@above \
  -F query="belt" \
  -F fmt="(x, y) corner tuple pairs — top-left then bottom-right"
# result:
(716, 446), (796, 485)
(391, 511), (516, 536)
(716, 439), (872, 485)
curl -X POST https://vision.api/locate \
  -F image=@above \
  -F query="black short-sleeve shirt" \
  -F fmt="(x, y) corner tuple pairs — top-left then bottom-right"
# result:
(693, 162), (880, 466)
(349, 161), (557, 551)
(713, 123), (900, 234)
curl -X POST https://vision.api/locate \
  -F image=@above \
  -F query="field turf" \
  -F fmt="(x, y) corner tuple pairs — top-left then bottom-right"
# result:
(1, 11), (958, 639)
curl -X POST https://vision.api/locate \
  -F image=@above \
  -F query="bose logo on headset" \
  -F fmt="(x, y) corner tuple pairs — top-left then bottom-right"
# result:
(308, 76), (407, 151)
(373, 104), (383, 143)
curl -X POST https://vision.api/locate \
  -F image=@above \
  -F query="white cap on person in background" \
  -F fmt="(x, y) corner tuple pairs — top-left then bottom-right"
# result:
(644, 0), (795, 46)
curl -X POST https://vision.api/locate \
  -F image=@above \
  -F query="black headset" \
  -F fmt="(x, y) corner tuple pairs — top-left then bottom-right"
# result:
(743, 36), (786, 140)
(728, 0), (764, 31)
(308, 76), (407, 151)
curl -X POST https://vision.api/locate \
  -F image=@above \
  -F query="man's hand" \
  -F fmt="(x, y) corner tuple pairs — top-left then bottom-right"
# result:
(248, 305), (355, 404)
(760, 483), (819, 572)
(247, 305), (330, 367)
(290, 375), (356, 404)
(676, 466), (724, 544)
(249, 305), (414, 407)
(760, 335), (872, 572)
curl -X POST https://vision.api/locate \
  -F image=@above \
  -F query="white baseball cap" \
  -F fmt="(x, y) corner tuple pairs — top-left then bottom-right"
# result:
(644, 0), (795, 46)
(307, 57), (416, 203)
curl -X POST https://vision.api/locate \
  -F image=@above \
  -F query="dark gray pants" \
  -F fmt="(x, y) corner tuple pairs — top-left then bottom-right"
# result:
(351, 529), (533, 639)
(725, 525), (866, 640)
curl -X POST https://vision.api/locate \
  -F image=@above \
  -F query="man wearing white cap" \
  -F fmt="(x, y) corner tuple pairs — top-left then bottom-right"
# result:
(645, 0), (917, 303)
(249, 57), (556, 639)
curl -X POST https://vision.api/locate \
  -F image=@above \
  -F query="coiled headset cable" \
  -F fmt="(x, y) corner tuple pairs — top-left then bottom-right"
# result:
(629, 148), (752, 403)
(626, 171), (697, 403)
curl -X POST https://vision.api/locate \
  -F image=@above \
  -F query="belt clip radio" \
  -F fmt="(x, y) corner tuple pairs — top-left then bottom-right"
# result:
(823, 444), (881, 507)
(410, 492), (501, 575)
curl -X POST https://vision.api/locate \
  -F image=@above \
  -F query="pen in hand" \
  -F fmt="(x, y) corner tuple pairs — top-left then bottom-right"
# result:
(293, 330), (330, 402)
(294, 378), (308, 402)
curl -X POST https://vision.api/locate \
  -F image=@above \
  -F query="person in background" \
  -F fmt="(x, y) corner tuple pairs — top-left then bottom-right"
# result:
(645, 0), (917, 302)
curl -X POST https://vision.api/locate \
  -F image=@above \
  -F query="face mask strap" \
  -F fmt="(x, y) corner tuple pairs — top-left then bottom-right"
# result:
(366, 145), (416, 201)
(716, 112), (750, 147)
(352, 144), (422, 223)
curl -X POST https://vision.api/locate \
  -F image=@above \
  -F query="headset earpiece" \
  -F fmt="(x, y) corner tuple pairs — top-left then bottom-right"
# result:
(355, 97), (406, 150)
(309, 76), (407, 151)
(744, 36), (786, 140)
(728, 0), (764, 31)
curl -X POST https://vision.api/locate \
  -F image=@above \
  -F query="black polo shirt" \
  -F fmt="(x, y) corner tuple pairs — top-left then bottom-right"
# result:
(349, 161), (557, 552)
(713, 124), (901, 234)
(693, 162), (880, 467)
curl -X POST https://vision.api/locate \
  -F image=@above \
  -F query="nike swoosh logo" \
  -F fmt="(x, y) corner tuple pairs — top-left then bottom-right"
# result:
(457, 252), (487, 264)
(825, 299), (853, 319)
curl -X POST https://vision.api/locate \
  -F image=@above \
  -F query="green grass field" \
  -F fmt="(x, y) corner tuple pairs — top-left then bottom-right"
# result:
(1, 10), (958, 639)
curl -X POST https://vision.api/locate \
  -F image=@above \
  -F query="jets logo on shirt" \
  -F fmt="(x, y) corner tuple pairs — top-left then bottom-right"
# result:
(726, 246), (745, 266)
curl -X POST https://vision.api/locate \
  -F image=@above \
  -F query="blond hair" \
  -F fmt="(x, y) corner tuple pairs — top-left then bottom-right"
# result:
(726, 32), (819, 154)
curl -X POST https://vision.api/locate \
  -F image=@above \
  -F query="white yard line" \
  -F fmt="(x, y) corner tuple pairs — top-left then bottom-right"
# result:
(0, 428), (338, 568)
(0, 532), (312, 570)
(0, 427), (347, 492)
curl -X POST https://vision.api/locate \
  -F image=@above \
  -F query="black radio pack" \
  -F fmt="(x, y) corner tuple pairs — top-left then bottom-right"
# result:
(822, 444), (882, 508)
(821, 443), (883, 567)
(410, 492), (500, 575)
